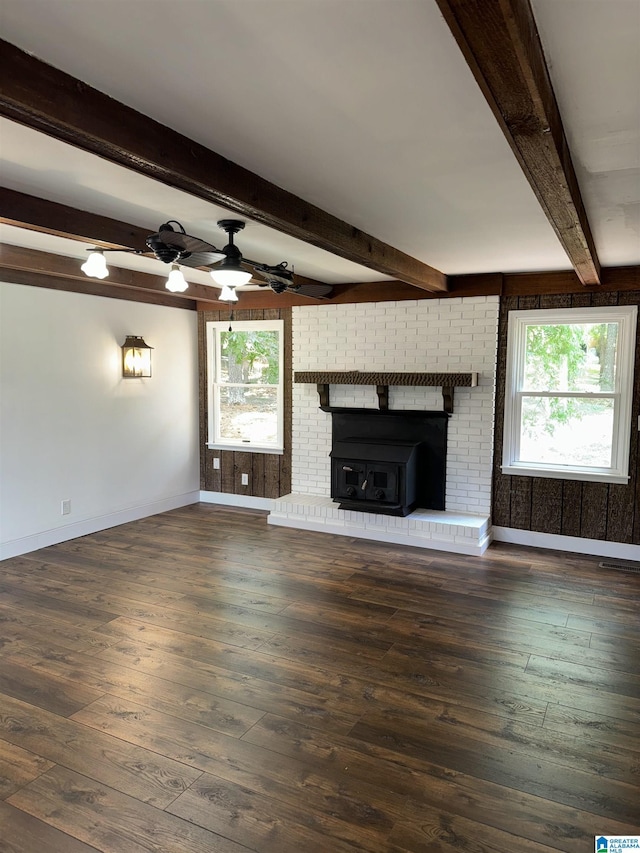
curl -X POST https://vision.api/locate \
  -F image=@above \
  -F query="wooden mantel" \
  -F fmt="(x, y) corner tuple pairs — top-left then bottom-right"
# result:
(294, 371), (478, 414)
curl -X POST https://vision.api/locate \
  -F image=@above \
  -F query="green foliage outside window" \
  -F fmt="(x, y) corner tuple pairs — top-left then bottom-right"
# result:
(523, 323), (617, 435)
(221, 330), (280, 386)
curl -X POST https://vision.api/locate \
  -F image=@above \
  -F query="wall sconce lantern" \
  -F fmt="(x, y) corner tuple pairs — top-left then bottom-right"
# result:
(121, 335), (153, 378)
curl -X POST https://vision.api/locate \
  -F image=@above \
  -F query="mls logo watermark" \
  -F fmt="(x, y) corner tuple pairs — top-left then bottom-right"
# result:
(596, 837), (640, 852)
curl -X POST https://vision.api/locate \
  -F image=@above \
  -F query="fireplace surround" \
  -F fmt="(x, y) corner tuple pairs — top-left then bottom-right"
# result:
(270, 298), (497, 554)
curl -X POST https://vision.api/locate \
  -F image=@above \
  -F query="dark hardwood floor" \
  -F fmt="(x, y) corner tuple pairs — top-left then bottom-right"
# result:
(0, 503), (639, 852)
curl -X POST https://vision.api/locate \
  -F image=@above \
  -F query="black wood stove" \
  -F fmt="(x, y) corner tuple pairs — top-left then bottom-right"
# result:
(329, 410), (448, 517)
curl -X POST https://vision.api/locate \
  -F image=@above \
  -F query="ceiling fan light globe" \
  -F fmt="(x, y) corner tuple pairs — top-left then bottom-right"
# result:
(166, 264), (188, 292)
(81, 250), (109, 279)
(219, 284), (239, 302)
(210, 268), (252, 287)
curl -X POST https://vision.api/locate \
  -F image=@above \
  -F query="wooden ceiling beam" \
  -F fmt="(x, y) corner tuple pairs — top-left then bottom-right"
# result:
(0, 267), (196, 309)
(502, 265), (639, 296)
(3, 242), (637, 310)
(0, 244), (226, 306)
(233, 264), (640, 308)
(0, 241), (339, 307)
(434, 0), (601, 285)
(0, 40), (447, 293)
(0, 186), (154, 249)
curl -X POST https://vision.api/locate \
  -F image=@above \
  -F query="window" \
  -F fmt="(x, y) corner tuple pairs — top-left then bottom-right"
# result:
(206, 320), (284, 453)
(502, 306), (637, 484)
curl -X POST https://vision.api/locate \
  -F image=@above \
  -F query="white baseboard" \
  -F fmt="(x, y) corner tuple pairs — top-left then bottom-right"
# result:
(492, 526), (640, 561)
(9, 493), (632, 563)
(0, 491), (201, 561)
(199, 491), (275, 511)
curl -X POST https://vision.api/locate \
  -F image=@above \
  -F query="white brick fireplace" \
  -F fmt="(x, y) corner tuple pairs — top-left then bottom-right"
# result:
(268, 295), (500, 554)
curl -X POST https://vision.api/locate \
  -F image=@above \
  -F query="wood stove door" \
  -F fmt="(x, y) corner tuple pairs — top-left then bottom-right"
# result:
(333, 459), (399, 504)
(333, 460), (365, 501)
(361, 464), (398, 504)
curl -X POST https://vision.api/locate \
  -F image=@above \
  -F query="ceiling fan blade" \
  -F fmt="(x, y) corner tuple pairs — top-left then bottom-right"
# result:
(158, 230), (222, 255)
(178, 250), (227, 268)
(290, 283), (334, 299)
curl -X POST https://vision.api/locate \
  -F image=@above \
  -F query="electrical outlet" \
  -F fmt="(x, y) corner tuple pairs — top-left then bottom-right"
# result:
(241, 473), (249, 485)
(213, 458), (220, 470)
(61, 499), (71, 515)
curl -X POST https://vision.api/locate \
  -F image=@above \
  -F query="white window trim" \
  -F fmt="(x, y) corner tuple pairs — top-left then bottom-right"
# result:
(206, 319), (284, 454)
(502, 305), (637, 484)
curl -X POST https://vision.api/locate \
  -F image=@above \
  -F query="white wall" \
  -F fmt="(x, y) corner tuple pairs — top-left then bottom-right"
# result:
(0, 282), (200, 558)
(291, 296), (499, 515)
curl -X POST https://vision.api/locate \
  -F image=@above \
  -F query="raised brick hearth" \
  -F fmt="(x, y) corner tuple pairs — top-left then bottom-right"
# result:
(268, 494), (491, 555)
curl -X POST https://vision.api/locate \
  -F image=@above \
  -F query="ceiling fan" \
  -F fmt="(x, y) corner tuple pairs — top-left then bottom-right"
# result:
(81, 218), (333, 300)
(213, 220), (334, 300)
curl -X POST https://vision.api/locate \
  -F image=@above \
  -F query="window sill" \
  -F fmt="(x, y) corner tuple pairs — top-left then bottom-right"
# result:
(501, 463), (629, 485)
(207, 443), (284, 455)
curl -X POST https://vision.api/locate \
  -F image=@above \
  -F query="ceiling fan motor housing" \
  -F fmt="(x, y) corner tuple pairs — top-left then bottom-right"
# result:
(217, 220), (245, 262)
(146, 233), (181, 264)
(217, 219), (245, 237)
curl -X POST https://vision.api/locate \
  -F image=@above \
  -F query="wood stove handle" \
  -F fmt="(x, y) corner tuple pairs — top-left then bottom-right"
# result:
(361, 469), (373, 491)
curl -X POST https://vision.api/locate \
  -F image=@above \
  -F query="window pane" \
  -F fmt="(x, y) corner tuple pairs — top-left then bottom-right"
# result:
(519, 397), (614, 467)
(220, 330), (280, 385)
(219, 386), (278, 444)
(524, 323), (618, 393)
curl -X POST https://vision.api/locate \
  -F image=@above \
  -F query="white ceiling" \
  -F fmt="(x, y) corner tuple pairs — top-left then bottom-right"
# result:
(1, 0), (639, 286)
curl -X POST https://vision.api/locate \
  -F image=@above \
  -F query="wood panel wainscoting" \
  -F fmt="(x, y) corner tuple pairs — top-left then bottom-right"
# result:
(493, 290), (640, 545)
(0, 503), (638, 851)
(198, 307), (292, 500)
